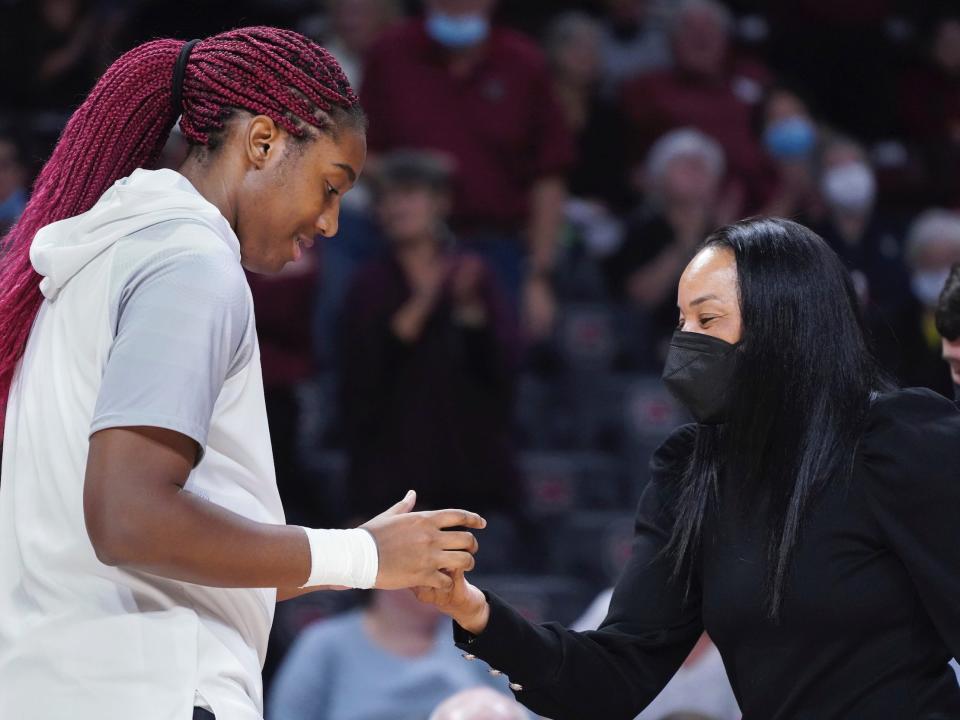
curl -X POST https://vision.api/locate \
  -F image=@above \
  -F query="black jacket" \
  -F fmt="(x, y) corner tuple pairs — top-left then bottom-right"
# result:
(455, 388), (960, 719)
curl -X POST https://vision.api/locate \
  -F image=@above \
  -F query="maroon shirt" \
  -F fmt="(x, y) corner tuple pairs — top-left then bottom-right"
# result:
(620, 67), (774, 212)
(246, 256), (318, 390)
(361, 20), (575, 232)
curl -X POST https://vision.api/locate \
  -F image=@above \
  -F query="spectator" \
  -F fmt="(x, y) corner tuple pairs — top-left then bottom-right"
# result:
(815, 136), (911, 316)
(760, 88), (825, 225)
(360, 0), (576, 340)
(269, 590), (511, 720)
(899, 15), (960, 206)
(0, 131), (28, 236)
(619, 0), (773, 213)
(896, 210), (960, 396)
(338, 151), (522, 520)
(572, 589), (739, 720)
(935, 263), (960, 403)
(603, 128), (725, 369)
(430, 687), (529, 720)
(597, 0), (672, 94)
(546, 11), (632, 212)
(312, 0), (402, 88)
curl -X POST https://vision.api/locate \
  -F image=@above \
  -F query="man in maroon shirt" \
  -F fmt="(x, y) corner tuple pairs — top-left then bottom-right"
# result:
(360, 0), (575, 340)
(620, 0), (772, 213)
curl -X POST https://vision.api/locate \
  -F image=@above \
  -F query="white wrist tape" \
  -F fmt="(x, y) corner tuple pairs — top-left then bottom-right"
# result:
(299, 527), (379, 589)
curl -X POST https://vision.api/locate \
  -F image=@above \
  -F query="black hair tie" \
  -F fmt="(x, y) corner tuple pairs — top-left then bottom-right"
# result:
(171, 38), (201, 118)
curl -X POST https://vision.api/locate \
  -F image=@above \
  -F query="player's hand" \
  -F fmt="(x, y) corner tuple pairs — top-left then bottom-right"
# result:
(414, 569), (490, 635)
(360, 491), (485, 591)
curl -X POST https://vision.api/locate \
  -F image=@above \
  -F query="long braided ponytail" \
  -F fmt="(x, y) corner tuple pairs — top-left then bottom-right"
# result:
(0, 27), (362, 417)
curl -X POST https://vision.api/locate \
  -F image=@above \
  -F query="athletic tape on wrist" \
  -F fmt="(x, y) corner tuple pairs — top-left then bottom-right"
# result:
(299, 527), (379, 589)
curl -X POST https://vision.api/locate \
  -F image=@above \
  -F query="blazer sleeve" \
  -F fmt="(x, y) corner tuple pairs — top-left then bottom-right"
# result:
(453, 425), (703, 720)
(859, 387), (960, 659)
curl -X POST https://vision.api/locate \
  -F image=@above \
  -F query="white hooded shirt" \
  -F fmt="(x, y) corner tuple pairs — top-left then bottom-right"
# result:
(0, 168), (283, 719)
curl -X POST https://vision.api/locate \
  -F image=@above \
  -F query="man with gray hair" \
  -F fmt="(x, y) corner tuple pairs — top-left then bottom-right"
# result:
(889, 209), (960, 397)
(905, 209), (960, 310)
(620, 0), (772, 213)
(643, 127), (726, 206)
(603, 127), (726, 369)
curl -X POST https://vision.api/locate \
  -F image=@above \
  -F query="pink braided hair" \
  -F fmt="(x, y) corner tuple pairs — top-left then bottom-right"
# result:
(0, 27), (362, 421)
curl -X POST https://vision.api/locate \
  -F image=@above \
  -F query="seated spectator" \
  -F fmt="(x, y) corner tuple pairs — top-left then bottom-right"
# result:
(572, 589), (739, 720)
(935, 263), (960, 403)
(597, 0), (672, 95)
(0, 130), (28, 236)
(603, 128), (725, 370)
(430, 687), (529, 720)
(760, 88), (826, 226)
(360, 0), (576, 340)
(813, 136), (914, 358)
(268, 590), (512, 720)
(896, 211), (960, 396)
(338, 151), (522, 520)
(546, 11), (632, 212)
(619, 0), (773, 213)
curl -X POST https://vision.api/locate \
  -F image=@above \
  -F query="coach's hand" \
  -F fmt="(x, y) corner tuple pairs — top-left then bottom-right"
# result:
(361, 491), (485, 591)
(414, 569), (490, 635)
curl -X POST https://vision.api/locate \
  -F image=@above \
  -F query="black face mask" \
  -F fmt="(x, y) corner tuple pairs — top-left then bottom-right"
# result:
(954, 383), (960, 405)
(662, 330), (740, 425)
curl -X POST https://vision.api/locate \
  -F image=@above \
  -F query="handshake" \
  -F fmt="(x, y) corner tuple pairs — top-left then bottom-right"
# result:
(359, 490), (491, 635)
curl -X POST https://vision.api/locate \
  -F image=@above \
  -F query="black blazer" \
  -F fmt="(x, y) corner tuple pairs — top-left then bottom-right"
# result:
(454, 388), (960, 719)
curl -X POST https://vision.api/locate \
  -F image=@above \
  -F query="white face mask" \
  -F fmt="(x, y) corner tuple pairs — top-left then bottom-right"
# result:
(822, 162), (876, 211)
(911, 268), (951, 307)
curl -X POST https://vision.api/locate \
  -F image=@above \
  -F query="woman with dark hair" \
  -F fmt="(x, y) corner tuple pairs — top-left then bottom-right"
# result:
(417, 217), (960, 720)
(0, 28), (482, 719)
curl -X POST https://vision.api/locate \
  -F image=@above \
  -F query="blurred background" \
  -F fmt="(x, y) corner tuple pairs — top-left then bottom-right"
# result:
(3, 1), (960, 718)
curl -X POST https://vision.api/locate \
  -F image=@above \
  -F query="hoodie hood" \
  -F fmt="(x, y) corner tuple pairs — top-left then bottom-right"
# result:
(30, 168), (239, 300)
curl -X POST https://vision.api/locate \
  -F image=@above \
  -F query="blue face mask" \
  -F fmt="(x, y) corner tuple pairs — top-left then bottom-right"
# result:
(763, 116), (816, 159)
(425, 11), (490, 49)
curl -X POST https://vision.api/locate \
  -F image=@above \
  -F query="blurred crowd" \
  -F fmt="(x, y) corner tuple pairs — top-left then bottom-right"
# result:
(3, 0), (960, 718)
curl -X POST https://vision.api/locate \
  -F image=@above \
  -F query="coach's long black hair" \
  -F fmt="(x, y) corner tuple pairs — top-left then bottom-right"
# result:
(665, 217), (895, 618)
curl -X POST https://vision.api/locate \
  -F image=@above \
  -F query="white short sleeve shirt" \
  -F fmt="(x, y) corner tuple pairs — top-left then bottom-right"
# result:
(0, 169), (284, 720)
